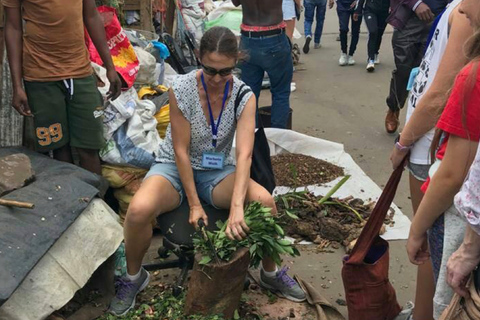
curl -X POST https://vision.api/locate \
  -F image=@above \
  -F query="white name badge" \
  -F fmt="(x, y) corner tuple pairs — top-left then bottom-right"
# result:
(202, 152), (225, 170)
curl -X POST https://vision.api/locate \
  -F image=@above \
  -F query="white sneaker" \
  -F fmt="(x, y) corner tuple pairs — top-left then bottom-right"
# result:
(339, 53), (348, 66)
(348, 55), (355, 65)
(374, 54), (380, 64)
(366, 60), (375, 72)
(314, 43), (321, 49)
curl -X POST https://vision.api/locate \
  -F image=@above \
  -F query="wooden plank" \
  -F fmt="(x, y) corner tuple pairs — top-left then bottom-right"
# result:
(140, 0), (153, 31)
(165, 0), (175, 34)
(124, 0), (140, 10)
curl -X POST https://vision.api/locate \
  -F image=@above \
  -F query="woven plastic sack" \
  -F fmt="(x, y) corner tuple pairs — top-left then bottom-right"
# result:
(85, 6), (139, 88)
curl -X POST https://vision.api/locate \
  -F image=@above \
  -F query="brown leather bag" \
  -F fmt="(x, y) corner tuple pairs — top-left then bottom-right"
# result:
(342, 163), (405, 320)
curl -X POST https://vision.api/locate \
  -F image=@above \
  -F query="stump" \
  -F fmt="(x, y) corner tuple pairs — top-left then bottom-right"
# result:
(185, 247), (250, 319)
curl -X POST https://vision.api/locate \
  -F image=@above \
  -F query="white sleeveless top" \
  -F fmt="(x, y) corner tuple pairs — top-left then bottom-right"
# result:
(156, 71), (253, 170)
(405, 0), (462, 165)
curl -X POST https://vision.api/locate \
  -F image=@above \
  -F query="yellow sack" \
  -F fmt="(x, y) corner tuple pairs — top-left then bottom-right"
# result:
(155, 104), (170, 139)
(102, 164), (148, 188)
(138, 85), (168, 100)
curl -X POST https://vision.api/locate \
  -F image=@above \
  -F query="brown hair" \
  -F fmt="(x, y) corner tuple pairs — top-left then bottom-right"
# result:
(199, 27), (240, 60)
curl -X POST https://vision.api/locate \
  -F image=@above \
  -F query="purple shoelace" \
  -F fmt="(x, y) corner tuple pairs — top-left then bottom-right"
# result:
(276, 266), (297, 288)
(114, 277), (135, 301)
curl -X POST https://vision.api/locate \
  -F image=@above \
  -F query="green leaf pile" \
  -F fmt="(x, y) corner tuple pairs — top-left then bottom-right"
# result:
(193, 202), (300, 268)
(96, 290), (231, 320)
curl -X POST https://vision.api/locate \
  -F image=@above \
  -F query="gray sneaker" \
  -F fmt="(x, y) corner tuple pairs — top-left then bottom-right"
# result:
(109, 268), (150, 316)
(394, 301), (414, 320)
(259, 266), (306, 302)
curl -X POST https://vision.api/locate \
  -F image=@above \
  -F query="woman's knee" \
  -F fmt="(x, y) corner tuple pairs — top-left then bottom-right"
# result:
(257, 191), (276, 210)
(125, 199), (156, 226)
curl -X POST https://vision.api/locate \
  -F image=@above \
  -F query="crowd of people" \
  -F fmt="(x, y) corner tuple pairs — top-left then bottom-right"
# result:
(4, 0), (480, 318)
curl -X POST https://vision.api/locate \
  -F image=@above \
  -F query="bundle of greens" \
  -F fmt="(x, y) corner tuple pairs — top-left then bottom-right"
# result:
(193, 202), (300, 268)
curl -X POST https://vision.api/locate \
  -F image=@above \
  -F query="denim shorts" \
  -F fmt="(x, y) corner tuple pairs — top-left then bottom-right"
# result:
(283, 0), (296, 20)
(144, 162), (236, 209)
(407, 162), (430, 181)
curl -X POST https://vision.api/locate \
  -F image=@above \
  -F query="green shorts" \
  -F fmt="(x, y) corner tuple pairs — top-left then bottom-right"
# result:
(24, 75), (105, 152)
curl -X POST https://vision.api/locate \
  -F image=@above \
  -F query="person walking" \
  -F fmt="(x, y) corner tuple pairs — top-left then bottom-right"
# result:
(354, 0), (390, 72)
(283, 0), (303, 40)
(384, 0), (448, 133)
(330, 0), (363, 66)
(303, 0), (328, 53)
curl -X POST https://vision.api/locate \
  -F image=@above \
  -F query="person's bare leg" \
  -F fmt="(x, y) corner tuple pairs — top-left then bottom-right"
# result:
(53, 144), (74, 164)
(410, 173), (435, 320)
(124, 176), (180, 275)
(285, 19), (295, 40)
(77, 147), (101, 175)
(212, 175), (277, 271)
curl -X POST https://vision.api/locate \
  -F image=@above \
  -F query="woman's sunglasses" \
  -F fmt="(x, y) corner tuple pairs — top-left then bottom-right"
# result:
(201, 64), (235, 77)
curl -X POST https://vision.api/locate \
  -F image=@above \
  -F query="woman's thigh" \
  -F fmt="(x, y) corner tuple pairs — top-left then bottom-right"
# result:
(129, 173), (181, 219)
(211, 175), (275, 211)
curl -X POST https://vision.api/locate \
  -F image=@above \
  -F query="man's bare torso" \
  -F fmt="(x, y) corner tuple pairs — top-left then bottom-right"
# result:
(232, 0), (283, 26)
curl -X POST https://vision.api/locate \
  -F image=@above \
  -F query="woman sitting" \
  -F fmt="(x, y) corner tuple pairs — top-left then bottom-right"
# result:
(109, 26), (306, 317)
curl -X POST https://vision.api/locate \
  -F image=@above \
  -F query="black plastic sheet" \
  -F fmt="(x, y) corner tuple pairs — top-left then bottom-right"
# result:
(0, 148), (107, 306)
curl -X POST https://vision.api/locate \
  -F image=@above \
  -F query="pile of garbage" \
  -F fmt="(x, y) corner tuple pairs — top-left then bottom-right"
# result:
(89, 8), (180, 222)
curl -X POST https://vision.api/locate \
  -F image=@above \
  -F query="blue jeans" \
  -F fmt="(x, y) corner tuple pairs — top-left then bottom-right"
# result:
(304, 0), (327, 44)
(337, 7), (362, 55)
(239, 33), (293, 129)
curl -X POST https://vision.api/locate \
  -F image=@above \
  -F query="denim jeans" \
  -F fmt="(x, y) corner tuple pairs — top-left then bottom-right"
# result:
(337, 7), (362, 56)
(239, 33), (293, 129)
(304, 0), (327, 44)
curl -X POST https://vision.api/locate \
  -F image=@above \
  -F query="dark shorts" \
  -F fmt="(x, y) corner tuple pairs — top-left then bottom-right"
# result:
(24, 75), (105, 152)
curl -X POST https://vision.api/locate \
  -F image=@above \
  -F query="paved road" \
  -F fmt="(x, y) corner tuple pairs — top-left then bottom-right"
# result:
(257, 8), (417, 317)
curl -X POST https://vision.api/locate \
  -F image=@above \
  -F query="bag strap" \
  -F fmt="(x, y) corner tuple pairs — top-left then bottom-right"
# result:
(347, 158), (407, 265)
(234, 84), (250, 121)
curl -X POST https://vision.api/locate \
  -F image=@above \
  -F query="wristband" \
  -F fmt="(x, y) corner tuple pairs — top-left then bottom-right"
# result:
(395, 135), (412, 151)
(395, 142), (411, 151)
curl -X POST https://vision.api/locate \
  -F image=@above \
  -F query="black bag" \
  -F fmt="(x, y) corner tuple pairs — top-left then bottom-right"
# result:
(295, 3), (301, 20)
(235, 85), (276, 194)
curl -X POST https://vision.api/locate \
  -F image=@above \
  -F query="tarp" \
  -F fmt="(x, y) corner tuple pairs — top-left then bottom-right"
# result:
(205, 1), (242, 35)
(264, 129), (411, 241)
(0, 147), (107, 307)
(0, 200), (123, 320)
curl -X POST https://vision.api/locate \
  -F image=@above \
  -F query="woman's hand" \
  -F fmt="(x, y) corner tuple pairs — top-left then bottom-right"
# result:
(447, 243), (480, 298)
(226, 205), (250, 241)
(390, 146), (409, 169)
(349, 0), (357, 9)
(328, 0), (335, 9)
(406, 230), (430, 265)
(189, 205), (208, 230)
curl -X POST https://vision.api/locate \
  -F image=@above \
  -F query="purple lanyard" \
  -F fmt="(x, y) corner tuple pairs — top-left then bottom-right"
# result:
(200, 72), (230, 149)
